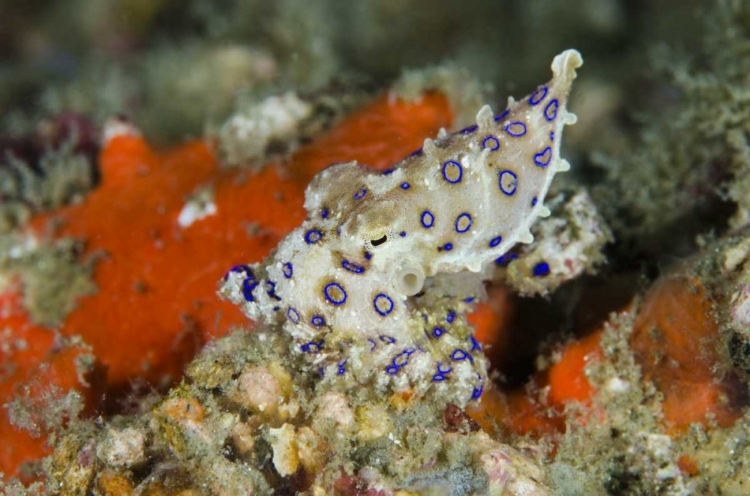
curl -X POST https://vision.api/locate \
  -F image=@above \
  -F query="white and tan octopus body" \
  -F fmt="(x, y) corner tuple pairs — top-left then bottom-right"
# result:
(221, 50), (583, 406)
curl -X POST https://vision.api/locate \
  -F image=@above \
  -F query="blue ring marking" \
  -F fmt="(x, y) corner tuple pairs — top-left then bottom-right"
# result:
(368, 338), (377, 351)
(379, 334), (396, 344)
(451, 349), (471, 361)
(242, 279), (258, 301)
(420, 210), (435, 229)
(432, 363), (453, 382)
(482, 135), (500, 151)
(227, 264), (254, 280)
(409, 148), (423, 157)
(321, 207), (329, 219)
(399, 231), (406, 237)
(550, 131), (555, 141)
(533, 261), (550, 277)
(382, 168), (396, 175)
(373, 293), (394, 316)
(441, 160), (463, 184)
(470, 335), (482, 352)
(460, 124), (478, 134)
(323, 282), (347, 305)
(229, 264), (250, 274)
(341, 260), (365, 274)
(446, 310), (456, 324)
(400, 182), (411, 190)
(385, 365), (400, 375)
(531, 196), (538, 207)
(498, 170), (518, 196)
(265, 281), (282, 301)
(442, 243), (454, 251)
(286, 307), (300, 324)
(282, 262), (293, 279)
(464, 296), (475, 303)
(301, 340), (323, 354)
(544, 99), (559, 121)
(504, 121), (527, 137)
(489, 236), (503, 248)
(304, 229), (323, 244)
(455, 212), (473, 233)
(529, 86), (548, 106)
(364, 252), (372, 260)
(393, 348), (416, 367)
(311, 315), (326, 327)
(534, 147), (552, 167)
(432, 326), (445, 338)
(472, 384), (484, 399)
(337, 359), (347, 376)
(494, 109), (510, 122)
(354, 188), (367, 200)
(494, 253), (518, 267)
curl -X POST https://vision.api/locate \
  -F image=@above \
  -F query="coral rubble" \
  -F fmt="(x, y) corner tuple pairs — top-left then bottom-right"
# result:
(29, 330), (550, 495)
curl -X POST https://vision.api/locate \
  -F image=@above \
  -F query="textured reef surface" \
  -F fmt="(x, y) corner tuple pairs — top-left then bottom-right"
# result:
(3, 1), (750, 494)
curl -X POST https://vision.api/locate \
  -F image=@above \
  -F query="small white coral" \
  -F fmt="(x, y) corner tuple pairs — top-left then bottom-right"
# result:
(314, 391), (355, 431)
(232, 365), (283, 413)
(96, 427), (147, 468)
(217, 92), (313, 169)
(267, 423), (299, 477)
(177, 185), (217, 228)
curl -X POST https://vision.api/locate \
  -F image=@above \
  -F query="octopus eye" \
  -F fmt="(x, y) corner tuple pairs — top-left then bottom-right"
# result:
(371, 235), (388, 247)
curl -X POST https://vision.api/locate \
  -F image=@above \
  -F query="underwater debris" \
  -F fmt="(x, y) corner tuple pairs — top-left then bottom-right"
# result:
(220, 50), (583, 408)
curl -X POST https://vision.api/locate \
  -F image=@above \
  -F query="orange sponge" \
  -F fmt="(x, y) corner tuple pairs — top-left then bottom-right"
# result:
(631, 276), (743, 434)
